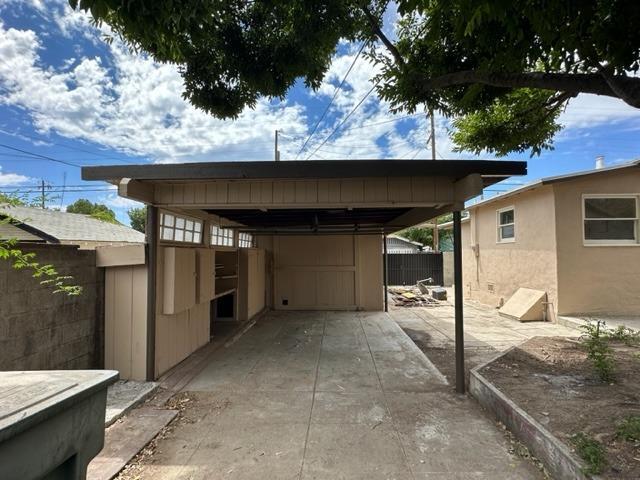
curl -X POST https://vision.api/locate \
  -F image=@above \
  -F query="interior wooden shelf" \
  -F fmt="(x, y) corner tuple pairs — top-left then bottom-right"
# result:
(216, 274), (238, 280)
(213, 287), (236, 300)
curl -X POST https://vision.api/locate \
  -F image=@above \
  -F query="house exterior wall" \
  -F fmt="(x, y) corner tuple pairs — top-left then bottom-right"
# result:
(0, 244), (103, 371)
(462, 186), (558, 320)
(553, 169), (640, 316)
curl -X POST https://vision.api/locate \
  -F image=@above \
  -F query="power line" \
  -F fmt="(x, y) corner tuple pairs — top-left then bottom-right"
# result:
(306, 81), (380, 160)
(0, 144), (81, 168)
(296, 42), (368, 159)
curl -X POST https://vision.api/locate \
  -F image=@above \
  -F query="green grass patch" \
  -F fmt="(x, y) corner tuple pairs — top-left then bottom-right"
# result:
(616, 416), (640, 442)
(571, 432), (607, 476)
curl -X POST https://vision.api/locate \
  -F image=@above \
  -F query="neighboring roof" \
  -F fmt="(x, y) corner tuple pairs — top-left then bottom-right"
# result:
(0, 205), (145, 243)
(0, 222), (47, 242)
(82, 159), (526, 188)
(387, 234), (424, 248)
(437, 216), (471, 230)
(467, 159), (640, 210)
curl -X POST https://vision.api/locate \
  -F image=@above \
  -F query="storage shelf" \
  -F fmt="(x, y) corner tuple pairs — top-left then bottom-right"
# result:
(216, 274), (238, 280)
(213, 287), (236, 300)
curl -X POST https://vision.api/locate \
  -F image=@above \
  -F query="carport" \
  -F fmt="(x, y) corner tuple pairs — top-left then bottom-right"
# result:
(83, 159), (526, 394)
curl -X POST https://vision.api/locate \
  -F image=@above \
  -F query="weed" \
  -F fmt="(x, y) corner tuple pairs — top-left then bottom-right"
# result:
(580, 321), (616, 383)
(571, 432), (607, 476)
(616, 415), (640, 442)
(607, 325), (640, 346)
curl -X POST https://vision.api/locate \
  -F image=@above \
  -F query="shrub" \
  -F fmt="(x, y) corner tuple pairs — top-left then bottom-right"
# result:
(580, 321), (615, 383)
(571, 432), (607, 476)
(616, 416), (640, 442)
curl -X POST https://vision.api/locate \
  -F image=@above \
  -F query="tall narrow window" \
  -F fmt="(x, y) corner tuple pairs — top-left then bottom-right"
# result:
(210, 225), (235, 246)
(497, 207), (515, 243)
(159, 212), (202, 244)
(584, 196), (638, 244)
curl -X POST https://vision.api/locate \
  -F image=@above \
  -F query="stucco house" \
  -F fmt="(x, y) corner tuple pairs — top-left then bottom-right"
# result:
(461, 159), (640, 321)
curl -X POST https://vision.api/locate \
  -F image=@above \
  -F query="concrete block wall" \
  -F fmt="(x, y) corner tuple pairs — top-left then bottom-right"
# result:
(0, 243), (104, 371)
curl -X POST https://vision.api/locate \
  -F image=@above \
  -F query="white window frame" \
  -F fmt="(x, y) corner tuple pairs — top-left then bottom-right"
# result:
(582, 194), (639, 246)
(159, 211), (203, 245)
(496, 206), (516, 243)
(210, 224), (235, 247)
(238, 232), (254, 248)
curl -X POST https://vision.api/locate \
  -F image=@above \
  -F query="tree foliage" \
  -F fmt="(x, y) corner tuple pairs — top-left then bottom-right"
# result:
(397, 214), (453, 250)
(72, 0), (640, 156)
(127, 206), (146, 233)
(66, 198), (119, 224)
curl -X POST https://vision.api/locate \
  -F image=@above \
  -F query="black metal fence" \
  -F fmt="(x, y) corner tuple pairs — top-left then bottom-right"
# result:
(387, 252), (443, 286)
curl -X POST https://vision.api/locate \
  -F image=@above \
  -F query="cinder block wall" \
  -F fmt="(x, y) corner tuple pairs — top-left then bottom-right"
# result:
(0, 243), (104, 371)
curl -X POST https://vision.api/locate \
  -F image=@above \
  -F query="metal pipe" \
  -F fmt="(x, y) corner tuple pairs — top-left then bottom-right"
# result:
(453, 210), (465, 394)
(145, 206), (158, 381)
(383, 234), (389, 312)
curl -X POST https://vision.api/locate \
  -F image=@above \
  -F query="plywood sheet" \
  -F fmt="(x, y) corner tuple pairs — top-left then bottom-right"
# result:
(499, 287), (547, 322)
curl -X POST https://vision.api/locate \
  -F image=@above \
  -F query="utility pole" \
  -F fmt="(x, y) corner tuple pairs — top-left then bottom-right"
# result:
(274, 130), (280, 161)
(40, 179), (45, 209)
(429, 109), (440, 252)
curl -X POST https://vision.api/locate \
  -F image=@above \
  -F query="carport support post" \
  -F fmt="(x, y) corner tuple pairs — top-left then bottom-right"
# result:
(145, 205), (158, 381)
(383, 233), (389, 312)
(453, 210), (465, 394)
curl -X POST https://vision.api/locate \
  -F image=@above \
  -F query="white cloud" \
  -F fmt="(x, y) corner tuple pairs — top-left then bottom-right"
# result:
(0, 166), (31, 186)
(559, 94), (640, 131)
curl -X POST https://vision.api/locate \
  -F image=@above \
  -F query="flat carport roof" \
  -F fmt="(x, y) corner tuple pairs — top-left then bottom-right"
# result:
(82, 159), (526, 234)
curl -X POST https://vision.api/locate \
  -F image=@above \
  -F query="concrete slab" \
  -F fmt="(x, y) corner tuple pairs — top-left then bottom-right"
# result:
(120, 311), (541, 479)
(105, 380), (158, 427)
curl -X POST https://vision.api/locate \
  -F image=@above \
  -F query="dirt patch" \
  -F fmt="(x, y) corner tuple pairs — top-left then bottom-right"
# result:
(481, 336), (640, 479)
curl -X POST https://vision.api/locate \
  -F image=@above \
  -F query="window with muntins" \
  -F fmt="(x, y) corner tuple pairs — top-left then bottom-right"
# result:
(160, 212), (202, 244)
(238, 232), (254, 248)
(497, 207), (515, 242)
(583, 195), (638, 244)
(210, 225), (235, 246)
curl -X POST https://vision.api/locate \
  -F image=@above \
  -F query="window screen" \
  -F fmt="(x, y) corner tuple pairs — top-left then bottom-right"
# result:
(238, 232), (254, 248)
(584, 196), (637, 242)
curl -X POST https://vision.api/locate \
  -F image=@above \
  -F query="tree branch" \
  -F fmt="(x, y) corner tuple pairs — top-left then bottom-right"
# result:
(598, 68), (640, 108)
(417, 71), (640, 107)
(361, 5), (405, 67)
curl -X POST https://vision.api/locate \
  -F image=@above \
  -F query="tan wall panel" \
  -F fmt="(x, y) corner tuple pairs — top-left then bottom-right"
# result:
(554, 169), (640, 316)
(356, 235), (383, 310)
(104, 265), (147, 381)
(462, 186), (559, 321)
(228, 182), (251, 203)
(364, 178), (388, 202)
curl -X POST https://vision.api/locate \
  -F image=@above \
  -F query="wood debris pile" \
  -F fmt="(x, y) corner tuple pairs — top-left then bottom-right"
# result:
(390, 286), (441, 307)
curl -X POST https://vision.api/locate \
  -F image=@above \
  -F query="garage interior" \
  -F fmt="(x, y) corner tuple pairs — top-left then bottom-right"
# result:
(84, 159), (526, 393)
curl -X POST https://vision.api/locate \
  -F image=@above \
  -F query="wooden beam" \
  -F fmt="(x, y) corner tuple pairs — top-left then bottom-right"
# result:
(385, 204), (463, 230)
(454, 174), (483, 201)
(119, 178), (155, 204)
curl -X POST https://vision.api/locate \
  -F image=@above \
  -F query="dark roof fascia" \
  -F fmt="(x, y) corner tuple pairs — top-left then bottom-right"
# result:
(82, 159), (526, 184)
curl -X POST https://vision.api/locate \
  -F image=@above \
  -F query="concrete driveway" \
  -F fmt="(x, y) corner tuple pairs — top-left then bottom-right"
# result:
(123, 311), (541, 479)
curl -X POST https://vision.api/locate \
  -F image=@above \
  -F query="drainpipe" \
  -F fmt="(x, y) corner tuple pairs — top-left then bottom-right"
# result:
(453, 210), (465, 394)
(145, 206), (158, 381)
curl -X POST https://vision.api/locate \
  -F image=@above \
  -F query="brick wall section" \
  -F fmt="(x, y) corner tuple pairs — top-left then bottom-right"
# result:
(0, 243), (104, 370)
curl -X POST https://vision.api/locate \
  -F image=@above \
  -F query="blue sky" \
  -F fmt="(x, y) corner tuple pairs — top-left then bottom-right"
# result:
(0, 0), (639, 225)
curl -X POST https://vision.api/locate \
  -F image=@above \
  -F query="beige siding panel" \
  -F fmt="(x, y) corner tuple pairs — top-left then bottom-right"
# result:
(193, 183), (206, 204)
(411, 177), (436, 202)
(156, 184), (173, 204)
(317, 180), (341, 203)
(172, 184), (185, 204)
(317, 271), (356, 307)
(196, 248), (214, 303)
(364, 178), (388, 202)
(340, 179), (364, 203)
(356, 235), (383, 311)
(183, 185), (195, 204)
(162, 247), (196, 314)
(434, 176), (454, 203)
(388, 178), (413, 202)
(295, 181), (318, 203)
(205, 182), (228, 203)
(104, 265), (148, 381)
(272, 181), (296, 203)
(238, 248), (266, 321)
(96, 244), (145, 267)
(228, 182), (251, 203)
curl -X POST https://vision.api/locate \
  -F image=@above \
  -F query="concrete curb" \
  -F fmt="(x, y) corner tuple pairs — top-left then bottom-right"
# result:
(104, 381), (159, 428)
(469, 350), (597, 480)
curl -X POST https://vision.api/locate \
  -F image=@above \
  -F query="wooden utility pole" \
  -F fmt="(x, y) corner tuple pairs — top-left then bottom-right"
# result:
(40, 179), (45, 209)
(429, 109), (439, 252)
(274, 130), (280, 161)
